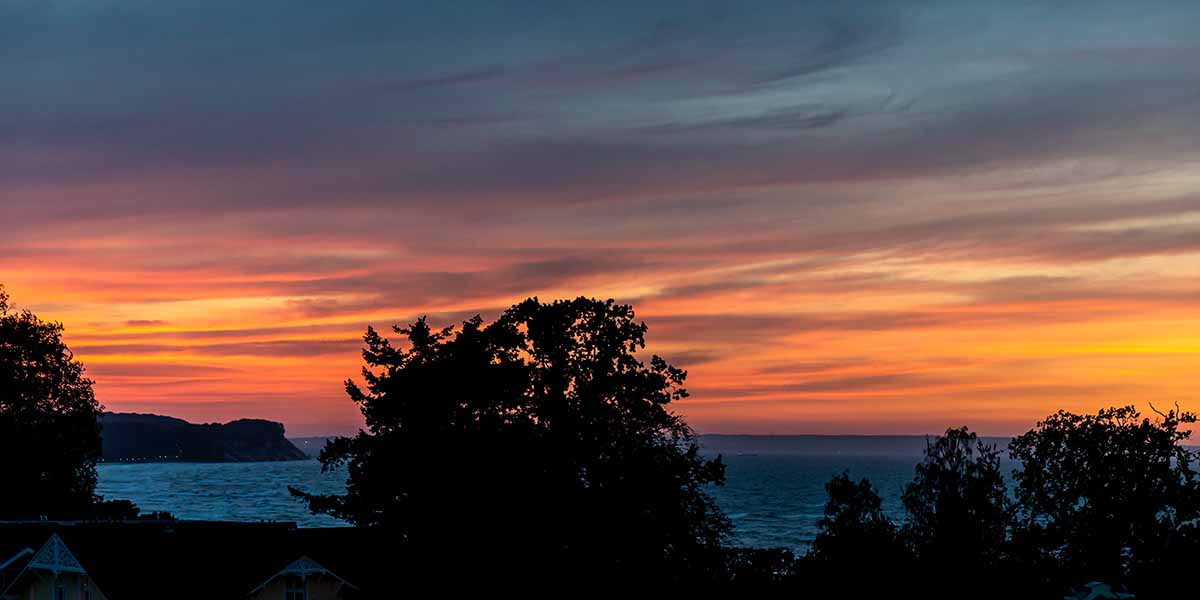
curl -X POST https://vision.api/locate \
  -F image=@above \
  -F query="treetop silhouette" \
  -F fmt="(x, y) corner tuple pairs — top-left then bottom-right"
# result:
(0, 286), (105, 519)
(292, 296), (729, 578)
(806, 406), (1200, 598)
(1010, 405), (1200, 586)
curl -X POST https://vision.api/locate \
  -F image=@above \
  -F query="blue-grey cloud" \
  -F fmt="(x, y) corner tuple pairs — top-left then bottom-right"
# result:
(5, 0), (1200, 224)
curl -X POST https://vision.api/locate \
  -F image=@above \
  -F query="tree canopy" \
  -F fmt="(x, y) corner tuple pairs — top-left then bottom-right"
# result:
(809, 472), (901, 564)
(0, 286), (105, 519)
(794, 407), (1200, 597)
(902, 427), (1009, 568)
(1009, 405), (1200, 586)
(293, 297), (729, 579)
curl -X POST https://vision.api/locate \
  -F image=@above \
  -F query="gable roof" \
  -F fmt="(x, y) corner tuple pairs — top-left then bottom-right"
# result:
(248, 555), (357, 596)
(0, 522), (382, 599)
(0, 546), (35, 597)
(2, 533), (104, 599)
(27, 534), (85, 574)
(0, 548), (32, 572)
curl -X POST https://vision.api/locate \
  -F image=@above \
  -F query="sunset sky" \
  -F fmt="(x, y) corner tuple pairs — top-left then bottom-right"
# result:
(3, 1), (1198, 436)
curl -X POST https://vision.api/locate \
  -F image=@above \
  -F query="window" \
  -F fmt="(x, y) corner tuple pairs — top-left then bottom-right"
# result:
(285, 575), (307, 600)
(54, 584), (66, 600)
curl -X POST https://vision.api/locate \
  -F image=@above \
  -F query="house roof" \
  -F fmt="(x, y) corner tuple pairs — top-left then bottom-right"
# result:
(0, 521), (379, 599)
(27, 533), (86, 574)
(0, 542), (36, 597)
(2, 534), (93, 597)
(248, 555), (357, 595)
(0, 530), (91, 599)
(0, 547), (32, 571)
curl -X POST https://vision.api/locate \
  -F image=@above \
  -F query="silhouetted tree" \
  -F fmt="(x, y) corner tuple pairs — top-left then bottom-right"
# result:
(810, 472), (903, 561)
(0, 286), (104, 518)
(802, 472), (910, 594)
(292, 297), (729, 581)
(1009, 405), (1200, 590)
(902, 427), (1009, 587)
(792, 408), (1200, 597)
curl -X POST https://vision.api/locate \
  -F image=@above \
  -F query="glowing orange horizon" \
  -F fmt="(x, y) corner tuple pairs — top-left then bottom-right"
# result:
(6, 3), (1200, 436)
(6, 176), (1198, 438)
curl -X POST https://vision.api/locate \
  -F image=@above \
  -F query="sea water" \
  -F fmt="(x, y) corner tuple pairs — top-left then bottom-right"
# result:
(96, 437), (1017, 550)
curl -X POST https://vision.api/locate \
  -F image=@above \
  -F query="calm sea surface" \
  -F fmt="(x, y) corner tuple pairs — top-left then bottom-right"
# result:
(95, 438), (1017, 550)
(96, 461), (349, 528)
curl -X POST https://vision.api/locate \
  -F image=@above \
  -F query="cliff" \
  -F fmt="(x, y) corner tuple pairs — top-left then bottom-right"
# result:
(100, 413), (310, 462)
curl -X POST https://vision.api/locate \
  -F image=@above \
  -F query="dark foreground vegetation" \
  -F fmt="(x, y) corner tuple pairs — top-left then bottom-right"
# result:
(289, 297), (731, 585)
(3, 285), (1198, 596)
(0, 287), (165, 521)
(771, 408), (1200, 599)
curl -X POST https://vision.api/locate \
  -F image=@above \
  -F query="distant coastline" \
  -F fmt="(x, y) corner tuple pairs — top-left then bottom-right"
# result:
(286, 433), (1019, 459)
(101, 413), (309, 463)
(698, 434), (1013, 457)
